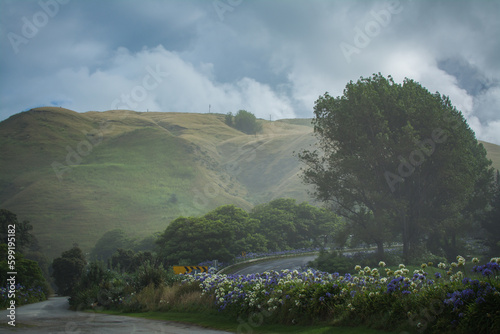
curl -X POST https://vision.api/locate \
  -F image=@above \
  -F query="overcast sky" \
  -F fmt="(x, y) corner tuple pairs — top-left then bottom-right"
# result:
(1, 0), (499, 144)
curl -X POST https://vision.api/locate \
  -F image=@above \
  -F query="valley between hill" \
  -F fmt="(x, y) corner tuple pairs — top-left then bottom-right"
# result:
(0, 108), (317, 258)
(1, 107), (499, 259)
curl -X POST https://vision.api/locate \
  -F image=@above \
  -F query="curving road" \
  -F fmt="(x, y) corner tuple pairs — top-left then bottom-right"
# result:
(231, 254), (318, 275)
(0, 297), (230, 333)
(0, 255), (317, 332)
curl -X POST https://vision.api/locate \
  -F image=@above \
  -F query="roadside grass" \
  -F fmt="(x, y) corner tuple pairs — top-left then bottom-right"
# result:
(96, 309), (396, 333)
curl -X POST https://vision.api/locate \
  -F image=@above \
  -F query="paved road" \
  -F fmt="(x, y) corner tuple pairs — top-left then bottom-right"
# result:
(0, 256), (318, 332)
(0, 297), (230, 333)
(231, 254), (318, 275)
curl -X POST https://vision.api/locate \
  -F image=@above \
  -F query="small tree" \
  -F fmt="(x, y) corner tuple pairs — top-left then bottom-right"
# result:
(234, 110), (262, 134)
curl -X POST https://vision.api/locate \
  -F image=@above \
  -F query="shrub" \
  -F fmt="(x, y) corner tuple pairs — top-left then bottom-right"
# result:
(134, 260), (178, 290)
(182, 256), (500, 333)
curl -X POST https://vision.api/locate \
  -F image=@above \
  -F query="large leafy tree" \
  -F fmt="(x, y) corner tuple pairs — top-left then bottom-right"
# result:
(481, 170), (500, 256)
(157, 205), (266, 264)
(250, 198), (340, 250)
(299, 74), (493, 262)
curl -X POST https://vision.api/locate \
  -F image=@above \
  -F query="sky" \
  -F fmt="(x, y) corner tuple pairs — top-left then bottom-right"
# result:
(0, 0), (499, 144)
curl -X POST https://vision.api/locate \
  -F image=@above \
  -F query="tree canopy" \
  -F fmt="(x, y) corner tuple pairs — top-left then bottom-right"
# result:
(0, 209), (39, 252)
(52, 246), (87, 295)
(156, 200), (341, 264)
(225, 110), (262, 134)
(299, 73), (494, 262)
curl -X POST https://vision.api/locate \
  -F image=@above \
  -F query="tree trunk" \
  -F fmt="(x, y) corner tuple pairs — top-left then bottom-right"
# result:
(376, 241), (385, 261)
(402, 211), (410, 263)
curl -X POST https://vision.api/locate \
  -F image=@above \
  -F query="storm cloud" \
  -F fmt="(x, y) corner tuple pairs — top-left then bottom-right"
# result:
(1, 0), (499, 143)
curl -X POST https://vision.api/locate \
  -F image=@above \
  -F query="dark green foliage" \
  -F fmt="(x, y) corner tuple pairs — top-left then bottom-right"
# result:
(233, 110), (262, 134)
(0, 243), (49, 306)
(224, 112), (233, 127)
(299, 73), (494, 262)
(156, 200), (342, 264)
(482, 170), (500, 256)
(309, 250), (356, 275)
(69, 261), (130, 310)
(111, 249), (155, 273)
(0, 209), (39, 252)
(157, 204), (266, 264)
(0, 210), (50, 307)
(250, 198), (342, 251)
(135, 260), (175, 290)
(52, 246), (87, 295)
(90, 229), (130, 262)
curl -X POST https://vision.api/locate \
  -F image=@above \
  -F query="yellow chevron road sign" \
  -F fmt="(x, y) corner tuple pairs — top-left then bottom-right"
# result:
(173, 265), (208, 275)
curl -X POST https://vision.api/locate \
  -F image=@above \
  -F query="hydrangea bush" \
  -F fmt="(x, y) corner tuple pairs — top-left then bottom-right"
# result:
(182, 256), (500, 333)
(0, 284), (46, 307)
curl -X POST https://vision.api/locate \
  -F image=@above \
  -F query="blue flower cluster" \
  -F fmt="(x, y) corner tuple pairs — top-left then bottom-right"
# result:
(0, 284), (46, 307)
(472, 261), (499, 277)
(180, 256), (499, 332)
(444, 278), (496, 314)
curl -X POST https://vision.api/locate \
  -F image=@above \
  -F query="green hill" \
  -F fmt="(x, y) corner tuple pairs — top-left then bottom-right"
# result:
(1, 108), (499, 259)
(0, 108), (317, 258)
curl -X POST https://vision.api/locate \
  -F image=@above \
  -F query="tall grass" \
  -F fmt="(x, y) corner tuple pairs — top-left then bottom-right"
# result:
(132, 281), (214, 313)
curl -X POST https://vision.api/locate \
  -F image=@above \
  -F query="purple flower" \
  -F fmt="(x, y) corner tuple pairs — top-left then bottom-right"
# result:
(482, 269), (493, 277)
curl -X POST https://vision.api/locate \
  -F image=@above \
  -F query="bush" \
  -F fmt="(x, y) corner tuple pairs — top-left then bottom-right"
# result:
(309, 250), (354, 274)
(233, 110), (262, 134)
(183, 256), (500, 333)
(135, 261), (176, 291)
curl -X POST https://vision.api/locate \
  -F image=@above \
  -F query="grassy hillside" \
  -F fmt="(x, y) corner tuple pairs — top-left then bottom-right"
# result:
(1, 108), (499, 259)
(0, 108), (316, 258)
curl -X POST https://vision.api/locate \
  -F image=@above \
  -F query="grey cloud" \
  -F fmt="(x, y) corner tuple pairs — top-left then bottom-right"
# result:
(0, 0), (499, 144)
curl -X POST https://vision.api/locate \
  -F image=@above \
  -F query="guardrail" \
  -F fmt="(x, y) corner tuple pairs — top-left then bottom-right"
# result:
(216, 244), (403, 275)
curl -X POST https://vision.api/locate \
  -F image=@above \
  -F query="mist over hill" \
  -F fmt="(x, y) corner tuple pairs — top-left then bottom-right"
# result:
(1, 107), (499, 259)
(0, 108), (318, 258)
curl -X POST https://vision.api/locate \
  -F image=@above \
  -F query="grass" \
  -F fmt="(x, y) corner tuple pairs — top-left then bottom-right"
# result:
(96, 309), (396, 333)
(1, 108), (499, 259)
(0, 108), (315, 259)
